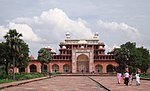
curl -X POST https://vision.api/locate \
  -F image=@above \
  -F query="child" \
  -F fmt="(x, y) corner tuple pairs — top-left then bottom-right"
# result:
(129, 73), (133, 85)
(135, 72), (140, 86)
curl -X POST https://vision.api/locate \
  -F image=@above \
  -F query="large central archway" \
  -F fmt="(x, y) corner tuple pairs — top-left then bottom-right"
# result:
(77, 54), (89, 73)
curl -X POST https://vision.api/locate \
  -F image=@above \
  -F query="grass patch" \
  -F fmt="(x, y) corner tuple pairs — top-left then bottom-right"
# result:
(0, 79), (14, 84)
(0, 72), (47, 84)
(51, 72), (62, 75)
(141, 73), (150, 78)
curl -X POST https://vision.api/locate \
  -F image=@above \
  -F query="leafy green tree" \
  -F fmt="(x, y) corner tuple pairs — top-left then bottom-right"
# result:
(16, 42), (29, 69)
(38, 48), (52, 72)
(114, 42), (135, 73)
(3, 29), (29, 80)
(114, 41), (150, 74)
(114, 48), (128, 73)
(135, 47), (150, 73)
(0, 41), (29, 74)
(120, 42), (137, 67)
(0, 42), (12, 75)
(0, 43), (5, 66)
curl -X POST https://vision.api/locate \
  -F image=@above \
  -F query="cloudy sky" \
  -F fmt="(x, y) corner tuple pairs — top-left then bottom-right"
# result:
(0, 0), (150, 57)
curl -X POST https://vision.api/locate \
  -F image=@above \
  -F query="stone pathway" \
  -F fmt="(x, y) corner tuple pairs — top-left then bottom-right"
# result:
(0, 76), (150, 91)
(0, 76), (105, 91)
(90, 76), (150, 91)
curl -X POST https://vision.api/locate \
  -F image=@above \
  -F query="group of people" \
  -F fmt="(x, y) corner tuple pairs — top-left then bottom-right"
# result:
(117, 71), (140, 86)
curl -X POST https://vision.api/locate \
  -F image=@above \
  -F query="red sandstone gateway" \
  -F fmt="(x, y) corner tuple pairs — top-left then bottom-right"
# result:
(14, 32), (118, 74)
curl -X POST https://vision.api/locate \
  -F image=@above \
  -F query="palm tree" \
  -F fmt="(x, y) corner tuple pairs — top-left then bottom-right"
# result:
(4, 29), (23, 80)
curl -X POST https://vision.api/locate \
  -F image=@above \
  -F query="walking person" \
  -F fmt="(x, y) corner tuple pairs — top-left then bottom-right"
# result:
(117, 72), (122, 84)
(135, 72), (140, 86)
(124, 71), (129, 86)
(129, 73), (133, 85)
(114, 66), (122, 84)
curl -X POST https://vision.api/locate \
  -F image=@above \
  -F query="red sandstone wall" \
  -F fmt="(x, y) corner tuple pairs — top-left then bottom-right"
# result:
(16, 59), (119, 73)
(94, 60), (118, 73)
(26, 60), (41, 73)
(49, 60), (72, 73)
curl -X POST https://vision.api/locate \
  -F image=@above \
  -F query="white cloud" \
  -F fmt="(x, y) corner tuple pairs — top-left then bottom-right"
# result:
(36, 8), (93, 39)
(0, 23), (42, 43)
(8, 22), (42, 42)
(0, 26), (8, 41)
(12, 8), (94, 40)
(12, 17), (34, 25)
(97, 20), (141, 40)
(105, 43), (120, 53)
(1, 8), (95, 57)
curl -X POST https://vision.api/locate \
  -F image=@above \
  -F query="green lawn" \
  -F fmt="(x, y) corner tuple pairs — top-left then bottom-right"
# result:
(0, 79), (14, 84)
(141, 73), (150, 78)
(0, 72), (47, 84)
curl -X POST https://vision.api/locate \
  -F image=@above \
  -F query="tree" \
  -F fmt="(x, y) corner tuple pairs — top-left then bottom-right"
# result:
(0, 42), (7, 78)
(114, 48), (126, 73)
(114, 41), (150, 74)
(120, 42), (137, 67)
(15, 41), (29, 69)
(135, 47), (150, 73)
(0, 42), (6, 66)
(0, 42), (12, 75)
(3, 29), (29, 80)
(38, 48), (52, 72)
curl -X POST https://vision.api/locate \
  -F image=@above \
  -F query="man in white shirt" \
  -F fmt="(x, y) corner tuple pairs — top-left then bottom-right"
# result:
(124, 71), (129, 86)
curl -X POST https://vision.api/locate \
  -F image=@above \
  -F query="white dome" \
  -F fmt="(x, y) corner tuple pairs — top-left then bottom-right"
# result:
(93, 32), (99, 38)
(44, 46), (48, 48)
(47, 46), (51, 48)
(51, 49), (56, 53)
(95, 32), (99, 35)
(62, 45), (66, 49)
(99, 46), (103, 49)
(66, 32), (70, 39)
(78, 40), (87, 44)
(44, 46), (51, 49)
(81, 46), (84, 48)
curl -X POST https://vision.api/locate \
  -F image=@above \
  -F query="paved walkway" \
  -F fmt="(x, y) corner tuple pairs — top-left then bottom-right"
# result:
(0, 76), (104, 91)
(0, 77), (48, 90)
(0, 76), (150, 91)
(90, 76), (150, 91)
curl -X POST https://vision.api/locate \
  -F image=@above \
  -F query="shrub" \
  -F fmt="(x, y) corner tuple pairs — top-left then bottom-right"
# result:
(0, 66), (8, 79)
(141, 73), (150, 78)
(0, 72), (48, 84)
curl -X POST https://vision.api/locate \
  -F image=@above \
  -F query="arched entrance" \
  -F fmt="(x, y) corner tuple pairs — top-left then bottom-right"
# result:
(95, 64), (102, 73)
(30, 64), (37, 72)
(63, 64), (70, 73)
(19, 67), (25, 73)
(77, 54), (89, 73)
(41, 65), (48, 72)
(52, 64), (59, 73)
(107, 64), (114, 73)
